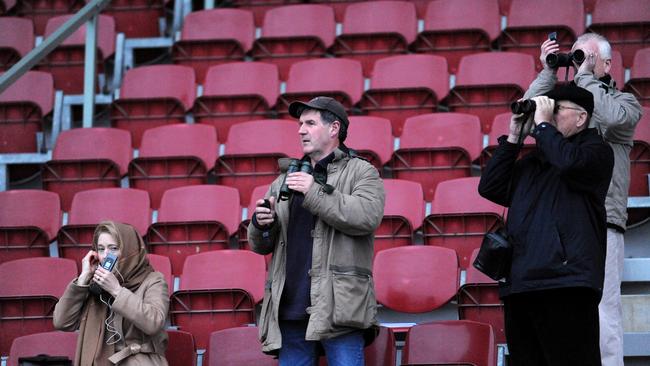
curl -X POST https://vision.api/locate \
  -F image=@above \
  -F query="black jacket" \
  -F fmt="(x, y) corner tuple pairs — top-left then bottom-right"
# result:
(479, 123), (614, 298)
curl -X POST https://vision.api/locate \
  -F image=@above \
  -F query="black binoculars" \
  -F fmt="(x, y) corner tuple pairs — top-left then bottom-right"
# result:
(511, 99), (536, 115)
(279, 159), (313, 201)
(546, 49), (585, 68)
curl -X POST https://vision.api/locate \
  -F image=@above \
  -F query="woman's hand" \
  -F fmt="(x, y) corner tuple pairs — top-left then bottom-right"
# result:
(94, 267), (122, 297)
(78, 250), (99, 286)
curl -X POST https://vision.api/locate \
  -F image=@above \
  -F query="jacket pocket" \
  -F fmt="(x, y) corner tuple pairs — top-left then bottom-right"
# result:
(331, 270), (376, 329)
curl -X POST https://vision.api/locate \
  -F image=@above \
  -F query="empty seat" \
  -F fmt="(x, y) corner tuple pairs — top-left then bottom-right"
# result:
(110, 65), (196, 148)
(625, 47), (650, 106)
(192, 62), (280, 141)
(171, 250), (266, 354)
(56, 188), (151, 271)
(208, 327), (278, 366)
(37, 14), (115, 94)
(457, 248), (505, 344)
(346, 116), (394, 170)
(172, 9), (255, 83)
(331, 1), (418, 77)
(8, 331), (77, 366)
(479, 112), (536, 168)
(0, 257), (77, 356)
(147, 185), (241, 276)
(444, 52), (537, 133)
(388, 113), (483, 201)
(365, 326), (397, 366)
(147, 253), (173, 295)
(251, 4), (336, 80)
(41, 127), (132, 211)
(374, 246), (459, 313)
(0, 71), (53, 153)
(412, 0), (501, 73)
(225, 0), (303, 27)
(0, 190), (61, 264)
(15, 0), (83, 35)
(498, 0), (584, 69)
(101, 0), (164, 38)
(128, 124), (217, 208)
(214, 119), (303, 206)
(0, 17), (34, 71)
(276, 58), (364, 118)
(166, 329), (197, 366)
(360, 54), (449, 136)
(374, 179), (424, 256)
(628, 107), (650, 224)
(401, 320), (496, 366)
(423, 177), (505, 270)
(588, 0), (650, 68)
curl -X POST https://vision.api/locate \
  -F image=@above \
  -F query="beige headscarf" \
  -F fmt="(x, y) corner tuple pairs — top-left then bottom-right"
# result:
(77, 221), (153, 366)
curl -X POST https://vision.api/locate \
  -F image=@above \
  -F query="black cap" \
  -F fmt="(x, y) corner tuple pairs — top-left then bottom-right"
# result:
(544, 83), (594, 116)
(288, 96), (350, 127)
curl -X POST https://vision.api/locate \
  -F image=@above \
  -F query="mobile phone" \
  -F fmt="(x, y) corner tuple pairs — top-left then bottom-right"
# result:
(89, 253), (118, 295)
(548, 32), (557, 41)
(260, 199), (271, 209)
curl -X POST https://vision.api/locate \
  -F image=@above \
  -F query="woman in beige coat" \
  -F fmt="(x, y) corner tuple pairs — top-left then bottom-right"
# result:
(54, 221), (169, 365)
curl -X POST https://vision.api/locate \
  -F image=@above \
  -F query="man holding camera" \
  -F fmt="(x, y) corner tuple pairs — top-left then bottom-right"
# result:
(524, 33), (642, 366)
(479, 84), (614, 365)
(248, 96), (385, 365)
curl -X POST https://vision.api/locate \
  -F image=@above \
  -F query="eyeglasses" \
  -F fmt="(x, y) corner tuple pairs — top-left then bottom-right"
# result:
(553, 104), (585, 114)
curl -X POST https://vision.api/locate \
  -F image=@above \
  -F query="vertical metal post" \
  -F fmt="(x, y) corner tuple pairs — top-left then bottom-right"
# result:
(82, 15), (98, 128)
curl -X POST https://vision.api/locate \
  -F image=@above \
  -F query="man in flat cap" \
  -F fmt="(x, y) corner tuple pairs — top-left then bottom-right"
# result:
(248, 96), (385, 365)
(479, 84), (614, 366)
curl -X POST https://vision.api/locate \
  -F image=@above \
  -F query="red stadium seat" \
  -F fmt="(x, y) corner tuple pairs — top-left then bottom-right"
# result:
(110, 65), (196, 148)
(388, 113), (483, 201)
(0, 71), (53, 153)
(208, 327), (277, 366)
(331, 1), (417, 77)
(457, 248), (505, 344)
(41, 127), (132, 211)
(167, 329), (197, 366)
(14, 0), (83, 35)
(225, 0), (302, 27)
(7, 331), (77, 366)
(171, 250), (265, 355)
(147, 185), (241, 276)
(588, 0), (650, 68)
(444, 52), (536, 133)
(401, 320), (496, 366)
(251, 4), (336, 80)
(37, 14), (115, 94)
(0, 17), (34, 71)
(412, 0), (501, 73)
(0, 190), (61, 264)
(374, 246), (459, 313)
(360, 54), (449, 136)
(423, 177), (505, 270)
(276, 58), (364, 119)
(147, 253), (173, 295)
(365, 326), (397, 366)
(374, 179), (424, 256)
(479, 112), (536, 168)
(214, 119), (303, 206)
(0, 257), (77, 356)
(172, 9), (255, 83)
(193, 62), (279, 141)
(56, 188), (151, 271)
(625, 47), (650, 106)
(498, 0), (584, 69)
(128, 124), (217, 208)
(346, 116), (394, 170)
(101, 0), (164, 38)
(628, 107), (650, 224)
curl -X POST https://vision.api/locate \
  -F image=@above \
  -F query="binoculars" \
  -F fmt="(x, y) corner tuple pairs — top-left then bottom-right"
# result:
(511, 99), (537, 115)
(279, 159), (313, 201)
(546, 49), (585, 68)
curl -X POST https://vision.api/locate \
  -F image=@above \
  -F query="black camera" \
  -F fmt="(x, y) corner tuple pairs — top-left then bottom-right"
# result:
(279, 159), (313, 201)
(546, 49), (585, 68)
(511, 99), (536, 115)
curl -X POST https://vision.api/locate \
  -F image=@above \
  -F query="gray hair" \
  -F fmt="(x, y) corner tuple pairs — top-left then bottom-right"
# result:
(575, 32), (612, 59)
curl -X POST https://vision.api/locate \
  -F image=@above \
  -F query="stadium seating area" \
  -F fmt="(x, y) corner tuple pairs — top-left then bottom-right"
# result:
(1, 0), (649, 365)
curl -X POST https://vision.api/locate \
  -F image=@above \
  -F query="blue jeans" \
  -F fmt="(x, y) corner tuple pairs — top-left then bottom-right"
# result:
(279, 320), (365, 366)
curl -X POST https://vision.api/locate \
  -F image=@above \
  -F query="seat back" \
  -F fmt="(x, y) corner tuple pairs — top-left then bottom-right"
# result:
(629, 107), (650, 197)
(0, 190), (61, 263)
(626, 47), (650, 106)
(374, 246), (459, 313)
(44, 14), (115, 59)
(414, 0), (501, 73)
(147, 254), (173, 295)
(101, 0), (164, 38)
(149, 185), (241, 275)
(129, 124), (217, 208)
(0, 17), (34, 69)
(425, 177), (505, 269)
(402, 320), (496, 366)
(208, 326), (278, 366)
(8, 331), (77, 366)
(166, 329), (197, 366)
(390, 113), (483, 201)
(346, 116), (394, 169)
(194, 62), (280, 141)
(374, 179), (424, 255)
